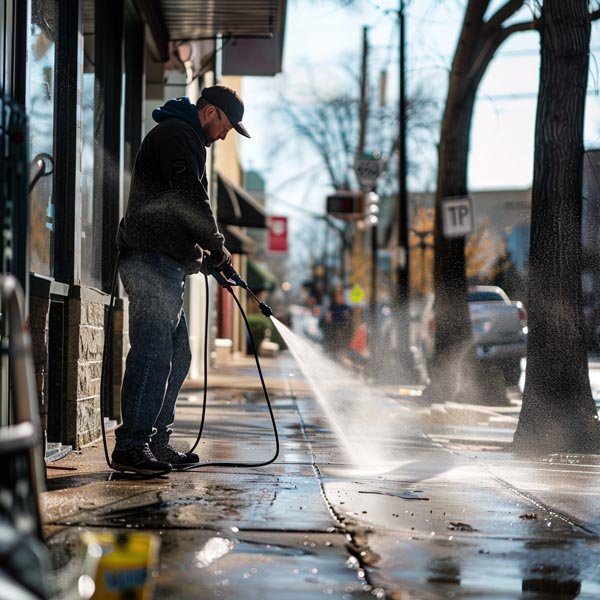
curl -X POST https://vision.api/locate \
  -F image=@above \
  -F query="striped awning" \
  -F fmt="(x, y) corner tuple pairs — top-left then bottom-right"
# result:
(160, 0), (285, 41)
(132, 0), (286, 74)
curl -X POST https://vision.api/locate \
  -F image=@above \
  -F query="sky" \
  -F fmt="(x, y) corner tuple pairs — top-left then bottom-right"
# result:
(238, 0), (600, 237)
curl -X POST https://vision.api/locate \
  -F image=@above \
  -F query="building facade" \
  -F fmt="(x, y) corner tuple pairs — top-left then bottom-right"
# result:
(0, 0), (286, 453)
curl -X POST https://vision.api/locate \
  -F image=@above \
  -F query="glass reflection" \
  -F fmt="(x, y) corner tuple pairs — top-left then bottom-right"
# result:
(28, 0), (57, 277)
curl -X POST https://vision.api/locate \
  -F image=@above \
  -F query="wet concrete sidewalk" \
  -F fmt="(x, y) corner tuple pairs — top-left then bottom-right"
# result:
(42, 352), (600, 599)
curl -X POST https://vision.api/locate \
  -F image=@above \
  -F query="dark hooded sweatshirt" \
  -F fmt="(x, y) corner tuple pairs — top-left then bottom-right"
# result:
(117, 97), (227, 273)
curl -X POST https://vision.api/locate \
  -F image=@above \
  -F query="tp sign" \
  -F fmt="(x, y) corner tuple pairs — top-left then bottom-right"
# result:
(442, 196), (474, 238)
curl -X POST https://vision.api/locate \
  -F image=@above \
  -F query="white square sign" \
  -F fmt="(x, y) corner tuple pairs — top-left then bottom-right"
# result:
(442, 196), (474, 238)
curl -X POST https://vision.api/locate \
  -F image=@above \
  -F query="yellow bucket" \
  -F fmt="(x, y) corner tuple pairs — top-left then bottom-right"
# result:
(80, 531), (160, 599)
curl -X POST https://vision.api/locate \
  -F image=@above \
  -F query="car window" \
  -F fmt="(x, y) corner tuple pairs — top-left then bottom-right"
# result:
(468, 291), (504, 302)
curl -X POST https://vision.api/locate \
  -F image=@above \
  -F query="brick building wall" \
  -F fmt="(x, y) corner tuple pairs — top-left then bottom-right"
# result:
(68, 297), (104, 447)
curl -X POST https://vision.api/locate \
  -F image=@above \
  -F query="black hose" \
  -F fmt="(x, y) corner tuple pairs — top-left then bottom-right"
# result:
(182, 282), (279, 470)
(99, 256), (279, 472)
(187, 273), (210, 454)
(99, 250), (121, 467)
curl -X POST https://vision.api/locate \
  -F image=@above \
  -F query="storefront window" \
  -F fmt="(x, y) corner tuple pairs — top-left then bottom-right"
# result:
(1, 0), (13, 95)
(28, 0), (57, 277)
(80, 23), (102, 288)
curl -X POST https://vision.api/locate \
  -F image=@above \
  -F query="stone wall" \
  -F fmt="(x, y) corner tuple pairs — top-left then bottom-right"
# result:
(29, 288), (126, 451)
(67, 297), (104, 447)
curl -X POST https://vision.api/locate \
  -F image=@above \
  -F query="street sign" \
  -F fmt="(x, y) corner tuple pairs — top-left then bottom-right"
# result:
(354, 153), (383, 191)
(442, 195), (474, 238)
(326, 191), (364, 220)
(349, 284), (365, 305)
(268, 216), (288, 253)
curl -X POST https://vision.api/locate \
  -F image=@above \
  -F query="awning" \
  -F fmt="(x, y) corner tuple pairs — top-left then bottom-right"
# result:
(222, 225), (257, 255)
(136, 0), (287, 74)
(247, 259), (278, 293)
(217, 173), (267, 229)
(159, 0), (285, 41)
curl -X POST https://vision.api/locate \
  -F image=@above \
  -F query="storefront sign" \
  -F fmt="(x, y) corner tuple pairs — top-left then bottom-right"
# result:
(268, 216), (288, 253)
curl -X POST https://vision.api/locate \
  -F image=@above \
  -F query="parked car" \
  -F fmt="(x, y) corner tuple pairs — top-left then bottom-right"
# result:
(416, 285), (527, 386)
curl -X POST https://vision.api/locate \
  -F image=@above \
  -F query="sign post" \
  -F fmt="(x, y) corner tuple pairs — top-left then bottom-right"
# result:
(354, 153), (383, 193)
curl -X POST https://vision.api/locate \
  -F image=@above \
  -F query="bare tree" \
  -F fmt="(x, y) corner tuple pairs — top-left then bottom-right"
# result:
(426, 0), (539, 404)
(428, 0), (600, 412)
(275, 65), (438, 193)
(279, 91), (361, 190)
(513, 0), (600, 454)
(273, 59), (437, 306)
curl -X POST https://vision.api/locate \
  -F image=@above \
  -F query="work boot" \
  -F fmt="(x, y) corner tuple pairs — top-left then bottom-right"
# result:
(110, 444), (172, 476)
(151, 444), (200, 471)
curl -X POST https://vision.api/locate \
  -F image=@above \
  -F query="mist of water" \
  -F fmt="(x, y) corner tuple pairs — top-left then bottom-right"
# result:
(270, 316), (419, 472)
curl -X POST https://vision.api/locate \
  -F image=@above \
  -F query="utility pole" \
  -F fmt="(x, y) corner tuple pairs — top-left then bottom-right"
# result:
(357, 27), (378, 349)
(351, 25), (369, 315)
(396, 0), (416, 381)
(358, 26), (369, 156)
(359, 27), (378, 339)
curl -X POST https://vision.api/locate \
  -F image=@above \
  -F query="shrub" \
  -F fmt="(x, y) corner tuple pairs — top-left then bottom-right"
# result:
(246, 314), (287, 352)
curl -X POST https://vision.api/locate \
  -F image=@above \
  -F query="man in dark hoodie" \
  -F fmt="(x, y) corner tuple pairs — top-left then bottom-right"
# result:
(110, 85), (250, 476)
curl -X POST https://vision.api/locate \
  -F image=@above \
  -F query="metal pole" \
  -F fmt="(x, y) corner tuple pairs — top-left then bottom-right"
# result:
(396, 0), (416, 380)
(398, 0), (408, 304)
(358, 26), (369, 156)
(370, 219), (378, 331)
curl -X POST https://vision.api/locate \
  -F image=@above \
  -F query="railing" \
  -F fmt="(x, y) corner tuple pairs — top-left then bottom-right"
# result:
(1, 93), (30, 425)
(0, 274), (45, 540)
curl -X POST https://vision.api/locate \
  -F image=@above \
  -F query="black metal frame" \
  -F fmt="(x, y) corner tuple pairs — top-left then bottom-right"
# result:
(124, 6), (144, 197)
(10, 0), (28, 105)
(53, 0), (80, 285)
(46, 296), (67, 442)
(95, 0), (123, 292)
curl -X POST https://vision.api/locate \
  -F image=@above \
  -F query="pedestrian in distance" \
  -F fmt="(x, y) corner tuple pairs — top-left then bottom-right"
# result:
(111, 85), (251, 476)
(322, 287), (353, 358)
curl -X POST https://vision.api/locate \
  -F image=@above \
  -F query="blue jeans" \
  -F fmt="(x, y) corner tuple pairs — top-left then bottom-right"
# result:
(114, 251), (191, 451)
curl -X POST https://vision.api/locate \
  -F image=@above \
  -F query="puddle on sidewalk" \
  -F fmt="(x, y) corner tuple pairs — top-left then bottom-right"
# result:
(157, 529), (380, 599)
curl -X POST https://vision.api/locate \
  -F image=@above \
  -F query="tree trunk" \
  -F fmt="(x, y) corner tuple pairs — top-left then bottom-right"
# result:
(513, 0), (600, 454)
(424, 1), (508, 404)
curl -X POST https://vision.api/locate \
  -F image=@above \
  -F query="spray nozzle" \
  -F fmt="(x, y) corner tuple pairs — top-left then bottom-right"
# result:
(258, 302), (273, 318)
(211, 265), (273, 318)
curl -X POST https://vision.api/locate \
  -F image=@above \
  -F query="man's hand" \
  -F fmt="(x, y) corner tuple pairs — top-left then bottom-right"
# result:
(212, 247), (232, 271)
(185, 244), (210, 274)
(187, 245), (232, 275)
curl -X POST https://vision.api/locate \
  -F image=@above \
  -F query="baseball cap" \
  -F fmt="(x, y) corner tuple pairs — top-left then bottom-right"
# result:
(201, 85), (250, 138)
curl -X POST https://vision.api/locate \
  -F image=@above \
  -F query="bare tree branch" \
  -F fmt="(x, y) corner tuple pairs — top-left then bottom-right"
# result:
(501, 19), (539, 37)
(465, 0), (492, 28)
(469, 18), (538, 83)
(485, 0), (526, 31)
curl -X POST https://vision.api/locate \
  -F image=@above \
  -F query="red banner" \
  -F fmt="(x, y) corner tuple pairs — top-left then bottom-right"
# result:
(268, 216), (288, 253)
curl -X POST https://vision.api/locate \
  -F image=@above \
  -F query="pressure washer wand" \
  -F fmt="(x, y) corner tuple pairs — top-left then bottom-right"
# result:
(212, 265), (273, 318)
